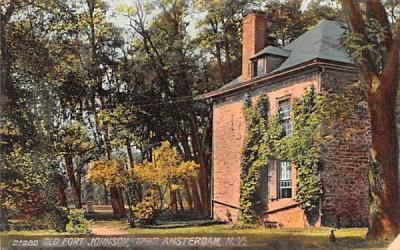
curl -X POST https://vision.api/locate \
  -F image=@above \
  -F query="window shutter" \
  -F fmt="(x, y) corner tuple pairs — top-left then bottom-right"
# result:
(267, 160), (277, 201)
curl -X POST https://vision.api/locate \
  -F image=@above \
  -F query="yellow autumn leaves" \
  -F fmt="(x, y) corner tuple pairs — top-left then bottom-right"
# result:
(87, 159), (127, 189)
(134, 141), (198, 189)
(87, 141), (198, 191)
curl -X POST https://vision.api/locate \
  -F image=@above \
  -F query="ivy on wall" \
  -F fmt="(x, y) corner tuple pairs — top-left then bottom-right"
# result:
(238, 95), (281, 226)
(238, 86), (323, 226)
(286, 86), (323, 221)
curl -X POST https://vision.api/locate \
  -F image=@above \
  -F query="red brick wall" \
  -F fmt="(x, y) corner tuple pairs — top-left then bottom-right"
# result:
(212, 71), (320, 223)
(212, 94), (246, 222)
(320, 68), (370, 227)
(212, 67), (370, 228)
(265, 206), (316, 228)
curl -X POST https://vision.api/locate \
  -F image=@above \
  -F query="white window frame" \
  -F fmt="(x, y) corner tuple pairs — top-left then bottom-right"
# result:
(278, 161), (292, 199)
(278, 98), (292, 136)
(252, 58), (266, 78)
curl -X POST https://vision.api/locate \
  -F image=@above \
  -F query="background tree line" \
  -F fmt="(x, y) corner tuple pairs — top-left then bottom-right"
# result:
(0, 0), (399, 240)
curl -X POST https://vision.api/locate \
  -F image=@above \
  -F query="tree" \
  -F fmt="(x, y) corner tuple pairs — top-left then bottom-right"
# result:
(263, 0), (343, 46)
(134, 141), (198, 215)
(119, 0), (212, 214)
(87, 159), (127, 217)
(55, 121), (96, 208)
(194, 0), (249, 84)
(0, 0), (78, 226)
(340, 0), (400, 240)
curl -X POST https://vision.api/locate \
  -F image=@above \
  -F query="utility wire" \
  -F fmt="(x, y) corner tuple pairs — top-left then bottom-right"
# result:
(110, 95), (206, 108)
(127, 98), (199, 108)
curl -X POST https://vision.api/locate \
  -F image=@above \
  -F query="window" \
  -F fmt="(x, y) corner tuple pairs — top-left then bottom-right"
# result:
(252, 58), (266, 77)
(278, 98), (291, 136)
(278, 161), (292, 198)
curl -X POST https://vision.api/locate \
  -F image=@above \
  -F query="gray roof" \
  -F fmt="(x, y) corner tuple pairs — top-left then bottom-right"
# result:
(219, 20), (353, 89)
(273, 20), (353, 72)
(220, 75), (242, 89)
(251, 46), (290, 58)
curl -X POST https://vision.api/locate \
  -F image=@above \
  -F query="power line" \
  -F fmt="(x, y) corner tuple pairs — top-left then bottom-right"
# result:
(113, 96), (206, 109)
(120, 94), (194, 104)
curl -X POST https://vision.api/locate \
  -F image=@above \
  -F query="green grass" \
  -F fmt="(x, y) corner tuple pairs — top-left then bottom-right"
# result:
(0, 230), (70, 236)
(91, 221), (390, 249)
(96, 220), (364, 236)
(0, 221), (391, 249)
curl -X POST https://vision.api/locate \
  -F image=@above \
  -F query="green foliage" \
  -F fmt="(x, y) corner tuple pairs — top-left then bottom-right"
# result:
(1, 146), (55, 216)
(194, 0), (246, 83)
(341, 17), (387, 75)
(66, 209), (92, 234)
(263, 0), (343, 46)
(47, 207), (69, 232)
(239, 95), (281, 226)
(239, 87), (324, 226)
(287, 87), (322, 217)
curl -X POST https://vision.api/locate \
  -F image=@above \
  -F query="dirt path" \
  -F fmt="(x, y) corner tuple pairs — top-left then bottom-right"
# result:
(91, 221), (129, 236)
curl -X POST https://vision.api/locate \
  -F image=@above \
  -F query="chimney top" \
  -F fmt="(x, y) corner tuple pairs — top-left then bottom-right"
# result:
(243, 10), (266, 19)
(241, 10), (266, 82)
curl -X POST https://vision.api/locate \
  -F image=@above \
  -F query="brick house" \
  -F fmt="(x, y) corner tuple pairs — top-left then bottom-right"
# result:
(202, 11), (371, 228)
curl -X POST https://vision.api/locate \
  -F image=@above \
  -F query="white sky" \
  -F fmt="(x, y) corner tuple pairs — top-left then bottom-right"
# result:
(106, 0), (312, 37)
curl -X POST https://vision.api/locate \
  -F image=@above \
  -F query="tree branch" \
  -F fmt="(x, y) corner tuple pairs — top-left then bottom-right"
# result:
(1, 0), (17, 24)
(382, 22), (400, 88)
(340, 0), (377, 79)
(366, 0), (393, 50)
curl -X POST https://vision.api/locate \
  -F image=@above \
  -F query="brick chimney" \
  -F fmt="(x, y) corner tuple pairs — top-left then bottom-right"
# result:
(242, 11), (266, 81)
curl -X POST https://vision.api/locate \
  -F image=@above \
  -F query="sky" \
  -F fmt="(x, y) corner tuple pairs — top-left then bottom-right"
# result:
(105, 0), (312, 38)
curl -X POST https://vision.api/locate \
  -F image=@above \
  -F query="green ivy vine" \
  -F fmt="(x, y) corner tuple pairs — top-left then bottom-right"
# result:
(238, 95), (281, 226)
(287, 86), (323, 221)
(238, 86), (323, 226)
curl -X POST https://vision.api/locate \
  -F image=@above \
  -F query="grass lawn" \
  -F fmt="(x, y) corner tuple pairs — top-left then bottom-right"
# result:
(112, 221), (391, 249)
(1, 221), (391, 249)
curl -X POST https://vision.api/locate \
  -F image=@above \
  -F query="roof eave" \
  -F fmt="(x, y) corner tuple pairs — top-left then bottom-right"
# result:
(199, 60), (356, 100)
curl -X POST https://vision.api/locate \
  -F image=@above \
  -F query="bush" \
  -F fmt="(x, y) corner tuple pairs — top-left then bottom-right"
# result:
(0, 205), (9, 231)
(7, 207), (69, 231)
(134, 191), (159, 225)
(48, 207), (69, 232)
(66, 209), (92, 234)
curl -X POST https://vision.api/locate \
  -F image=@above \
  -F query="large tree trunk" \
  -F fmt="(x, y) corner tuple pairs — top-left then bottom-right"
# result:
(215, 43), (227, 84)
(184, 180), (193, 210)
(179, 133), (202, 211)
(367, 76), (400, 240)
(126, 139), (143, 202)
(177, 189), (184, 212)
(126, 139), (134, 168)
(189, 114), (210, 214)
(340, 0), (400, 240)
(64, 155), (82, 208)
(110, 187), (125, 217)
(0, 3), (16, 116)
(87, 1), (125, 216)
(190, 178), (203, 211)
(55, 173), (67, 207)
(170, 189), (178, 214)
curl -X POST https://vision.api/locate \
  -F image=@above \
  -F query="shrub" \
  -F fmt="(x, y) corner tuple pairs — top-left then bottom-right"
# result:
(66, 209), (92, 234)
(48, 207), (69, 232)
(134, 191), (159, 225)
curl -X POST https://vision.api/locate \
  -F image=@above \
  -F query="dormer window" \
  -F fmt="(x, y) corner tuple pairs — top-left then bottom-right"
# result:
(252, 58), (266, 78)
